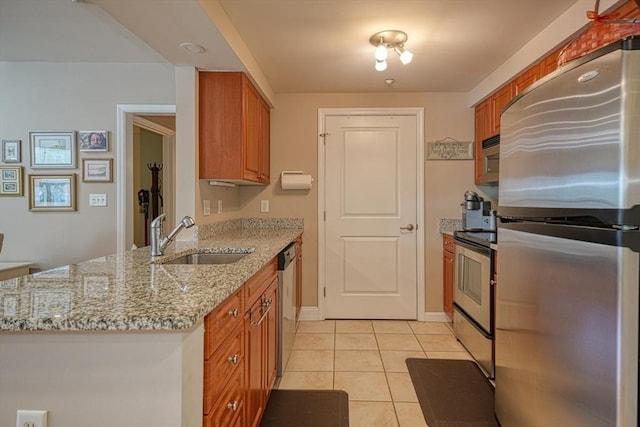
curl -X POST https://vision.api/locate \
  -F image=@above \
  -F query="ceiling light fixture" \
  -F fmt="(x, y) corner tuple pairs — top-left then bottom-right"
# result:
(179, 42), (206, 54)
(369, 30), (413, 71)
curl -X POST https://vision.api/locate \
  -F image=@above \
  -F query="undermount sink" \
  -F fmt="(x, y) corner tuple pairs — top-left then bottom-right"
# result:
(163, 251), (251, 265)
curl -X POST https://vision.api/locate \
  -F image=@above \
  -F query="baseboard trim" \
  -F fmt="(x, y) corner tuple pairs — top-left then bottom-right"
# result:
(423, 312), (452, 322)
(299, 306), (320, 321)
(299, 308), (450, 323)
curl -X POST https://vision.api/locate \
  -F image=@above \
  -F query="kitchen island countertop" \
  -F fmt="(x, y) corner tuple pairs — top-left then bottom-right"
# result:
(0, 220), (302, 332)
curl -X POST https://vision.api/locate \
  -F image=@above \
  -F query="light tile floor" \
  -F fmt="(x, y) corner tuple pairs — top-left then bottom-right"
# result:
(277, 320), (474, 427)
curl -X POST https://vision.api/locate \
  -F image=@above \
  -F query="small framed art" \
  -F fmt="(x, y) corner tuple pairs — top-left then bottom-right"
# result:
(79, 131), (108, 152)
(0, 166), (23, 196)
(82, 159), (112, 182)
(29, 174), (76, 211)
(2, 140), (21, 163)
(30, 131), (76, 168)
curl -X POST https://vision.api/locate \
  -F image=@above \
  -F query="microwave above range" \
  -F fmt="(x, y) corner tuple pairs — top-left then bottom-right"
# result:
(480, 134), (499, 184)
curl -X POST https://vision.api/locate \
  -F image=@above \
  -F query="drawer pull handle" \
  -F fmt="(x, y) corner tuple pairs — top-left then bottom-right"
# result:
(228, 354), (239, 365)
(227, 401), (239, 411)
(228, 308), (239, 318)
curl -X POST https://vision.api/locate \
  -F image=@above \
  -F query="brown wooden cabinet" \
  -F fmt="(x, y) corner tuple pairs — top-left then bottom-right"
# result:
(199, 72), (270, 185)
(245, 260), (278, 427)
(203, 258), (278, 427)
(442, 234), (455, 320)
(513, 66), (539, 96)
(204, 287), (245, 427)
(474, 99), (492, 184)
(295, 236), (303, 323)
(491, 84), (514, 136)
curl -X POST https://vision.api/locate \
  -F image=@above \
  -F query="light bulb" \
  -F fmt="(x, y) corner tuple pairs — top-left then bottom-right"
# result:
(375, 59), (387, 72)
(399, 49), (413, 65)
(375, 44), (388, 61)
(395, 46), (414, 65)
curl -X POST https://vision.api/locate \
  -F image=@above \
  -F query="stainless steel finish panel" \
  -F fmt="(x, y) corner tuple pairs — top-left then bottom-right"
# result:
(277, 246), (297, 377)
(495, 227), (638, 427)
(453, 306), (494, 378)
(500, 49), (640, 210)
(454, 243), (492, 332)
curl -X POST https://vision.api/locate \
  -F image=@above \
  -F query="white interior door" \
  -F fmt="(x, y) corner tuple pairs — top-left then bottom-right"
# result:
(323, 113), (419, 319)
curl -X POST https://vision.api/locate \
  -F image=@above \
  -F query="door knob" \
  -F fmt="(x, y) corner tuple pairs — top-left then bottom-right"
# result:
(400, 224), (415, 231)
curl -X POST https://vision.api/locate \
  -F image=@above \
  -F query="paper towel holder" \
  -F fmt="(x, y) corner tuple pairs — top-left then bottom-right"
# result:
(280, 170), (314, 190)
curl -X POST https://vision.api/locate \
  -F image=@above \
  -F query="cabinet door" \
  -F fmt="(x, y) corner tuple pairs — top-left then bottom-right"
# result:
(539, 48), (561, 77)
(265, 279), (278, 395)
(246, 299), (265, 427)
(513, 66), (539, 96)
(295, 237), (302, 323)
(474, 100), (491, 184)
(491, 84), (513, 136)
(259, 98), (271, 184)
(243, 76), (263, 183)
(443, 249), (454, 320)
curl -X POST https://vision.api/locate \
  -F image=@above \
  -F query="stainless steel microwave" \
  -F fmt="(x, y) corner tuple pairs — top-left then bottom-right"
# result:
(480, 135), (499, 184)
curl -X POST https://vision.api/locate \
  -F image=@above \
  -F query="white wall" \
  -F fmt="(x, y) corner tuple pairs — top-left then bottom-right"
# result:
(0, 62), (175, 270)
(0, 324), (204, 427)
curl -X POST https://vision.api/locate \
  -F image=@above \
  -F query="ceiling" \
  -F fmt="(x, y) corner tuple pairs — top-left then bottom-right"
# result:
(0, 0), (591, 93)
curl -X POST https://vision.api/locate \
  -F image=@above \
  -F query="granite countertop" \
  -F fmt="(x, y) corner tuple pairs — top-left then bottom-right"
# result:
(0, 219), (302, 332)
(439, 218), (463, 235)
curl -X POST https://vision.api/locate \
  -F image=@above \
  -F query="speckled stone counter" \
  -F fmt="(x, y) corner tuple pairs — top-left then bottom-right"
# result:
(0, 218), (303, 332)
(439, 218), (463, 235)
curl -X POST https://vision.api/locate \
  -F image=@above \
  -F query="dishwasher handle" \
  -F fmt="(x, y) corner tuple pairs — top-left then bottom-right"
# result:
(277, 242), (296, 270)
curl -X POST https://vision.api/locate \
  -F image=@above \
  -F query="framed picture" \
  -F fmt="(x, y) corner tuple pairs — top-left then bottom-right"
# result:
(0, 166), (23, 196)
(30, 131), (76, 168)
(78, 130), (108, 152)
(29, 174), (76, 211)
(2, 140), (21, 163)
(82, 159), (112, 182)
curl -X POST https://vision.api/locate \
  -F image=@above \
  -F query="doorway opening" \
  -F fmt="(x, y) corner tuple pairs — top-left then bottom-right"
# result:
(116, 105), (176, 253)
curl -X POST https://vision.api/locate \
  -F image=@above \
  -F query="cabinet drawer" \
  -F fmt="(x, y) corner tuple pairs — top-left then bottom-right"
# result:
(204, 368), (245, 427)
(443, 234), (455, 253)
(245, 258), (277, 309)
(205, 287), (244, 358)
(204, 323), (244, 414)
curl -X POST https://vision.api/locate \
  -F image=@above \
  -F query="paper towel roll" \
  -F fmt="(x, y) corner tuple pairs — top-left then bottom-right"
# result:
(281, 171), (313, 190)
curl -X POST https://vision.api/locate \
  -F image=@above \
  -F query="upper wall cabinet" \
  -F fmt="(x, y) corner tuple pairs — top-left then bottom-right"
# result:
(199, 72), (271, 185)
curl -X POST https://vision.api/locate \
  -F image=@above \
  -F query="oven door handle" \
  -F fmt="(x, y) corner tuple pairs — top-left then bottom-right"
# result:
(454, 238), (492, 256)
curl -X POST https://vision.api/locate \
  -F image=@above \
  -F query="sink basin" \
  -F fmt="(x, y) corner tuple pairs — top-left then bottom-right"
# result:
(164, 252), (250, 265)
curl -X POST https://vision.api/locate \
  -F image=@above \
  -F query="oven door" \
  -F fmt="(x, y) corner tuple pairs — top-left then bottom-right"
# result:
(453, 240), (493, 333)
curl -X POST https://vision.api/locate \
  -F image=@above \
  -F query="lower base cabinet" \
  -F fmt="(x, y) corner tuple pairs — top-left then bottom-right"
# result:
(204, 259), (278, 427)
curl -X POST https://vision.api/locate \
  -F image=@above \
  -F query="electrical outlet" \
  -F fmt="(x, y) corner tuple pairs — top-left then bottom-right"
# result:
(217, 200), (223, 214)
(89, 193), (107, 207)
(16, 410), (47, 427)
(260, 200), (269, 213)
(203, 199), (211, 216)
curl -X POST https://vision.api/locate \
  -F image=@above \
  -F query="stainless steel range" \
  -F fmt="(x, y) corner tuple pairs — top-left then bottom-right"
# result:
(452, 230), (496, 378)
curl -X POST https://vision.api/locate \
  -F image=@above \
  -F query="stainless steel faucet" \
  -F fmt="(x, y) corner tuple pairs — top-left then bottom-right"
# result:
(150, 214), (195, 256)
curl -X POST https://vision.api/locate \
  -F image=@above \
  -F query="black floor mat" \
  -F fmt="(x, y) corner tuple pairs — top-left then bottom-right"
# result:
(406, 358), (499, 427)
(260, 389), (349, 427)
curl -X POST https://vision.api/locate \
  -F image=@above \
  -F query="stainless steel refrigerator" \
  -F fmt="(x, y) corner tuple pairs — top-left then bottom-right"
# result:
(496, 36), (640, 427)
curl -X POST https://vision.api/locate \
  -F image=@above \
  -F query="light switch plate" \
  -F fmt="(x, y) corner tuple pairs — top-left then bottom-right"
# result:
(203, 199), (211, 216)
(89, 194), (107, 207)
(260, 200), (269, 213)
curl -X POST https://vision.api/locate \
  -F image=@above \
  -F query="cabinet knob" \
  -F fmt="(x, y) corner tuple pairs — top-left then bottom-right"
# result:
(228, 354), (239, 365)
(228, 308), (239, 318)
(227, 401), (239, 412)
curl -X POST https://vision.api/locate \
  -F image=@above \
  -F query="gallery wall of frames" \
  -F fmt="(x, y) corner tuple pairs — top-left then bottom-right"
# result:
(1, 131), (113, 212)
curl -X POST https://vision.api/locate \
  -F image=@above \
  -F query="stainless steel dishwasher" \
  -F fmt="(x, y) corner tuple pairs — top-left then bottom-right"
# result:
(277, 242), (297, 378)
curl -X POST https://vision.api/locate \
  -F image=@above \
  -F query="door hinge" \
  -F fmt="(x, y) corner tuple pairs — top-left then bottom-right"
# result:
(324, 287), (326, 297)
(319, 132), (330, 137)
(324, 211), (326, 221)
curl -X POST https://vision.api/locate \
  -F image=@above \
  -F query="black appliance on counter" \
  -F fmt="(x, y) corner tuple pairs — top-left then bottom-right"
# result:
(452, 230), (496, 378)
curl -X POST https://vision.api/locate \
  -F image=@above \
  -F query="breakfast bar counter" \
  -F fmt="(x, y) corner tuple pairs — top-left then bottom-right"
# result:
(0, 218), (303, 427)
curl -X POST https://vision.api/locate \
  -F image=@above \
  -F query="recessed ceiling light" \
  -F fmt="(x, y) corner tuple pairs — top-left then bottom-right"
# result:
(179, 43), (206, 54)
(384, 78), (395, 85)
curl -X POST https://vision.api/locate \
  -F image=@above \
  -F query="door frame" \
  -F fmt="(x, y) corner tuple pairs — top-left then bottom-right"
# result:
(317, 107), (425, 321)
(116, 104), (176, 253)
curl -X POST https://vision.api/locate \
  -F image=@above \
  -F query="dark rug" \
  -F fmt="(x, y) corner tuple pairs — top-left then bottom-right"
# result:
(260, 389), (349, 427)
(406, 358), (499, 427)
